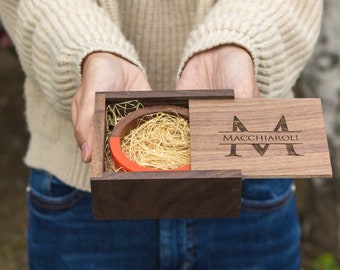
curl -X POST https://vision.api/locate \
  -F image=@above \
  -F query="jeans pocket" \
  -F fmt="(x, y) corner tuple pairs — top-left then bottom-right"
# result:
(241, 179), (295, 212)
(27, 169), (86, 211)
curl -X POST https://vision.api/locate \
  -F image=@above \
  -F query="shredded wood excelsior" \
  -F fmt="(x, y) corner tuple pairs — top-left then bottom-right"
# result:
(121, 112), (190, 170)
(104, 101), (190, 172)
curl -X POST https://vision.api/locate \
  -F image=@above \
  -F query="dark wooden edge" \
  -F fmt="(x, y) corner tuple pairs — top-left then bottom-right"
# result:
(91, 93), (106, 178)
(90, 169), (243, 219)
(91, 169), (242, 181)
(101, 89), (235, 103)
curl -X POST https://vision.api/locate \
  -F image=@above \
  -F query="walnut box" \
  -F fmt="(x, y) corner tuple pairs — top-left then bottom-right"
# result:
(90, 90), (332, 219)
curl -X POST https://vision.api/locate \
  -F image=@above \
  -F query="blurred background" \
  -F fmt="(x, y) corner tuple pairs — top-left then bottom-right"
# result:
(0, 1), (339, 269)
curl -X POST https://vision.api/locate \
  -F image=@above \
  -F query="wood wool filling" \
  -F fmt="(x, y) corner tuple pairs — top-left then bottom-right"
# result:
(105, 101), (190, 172)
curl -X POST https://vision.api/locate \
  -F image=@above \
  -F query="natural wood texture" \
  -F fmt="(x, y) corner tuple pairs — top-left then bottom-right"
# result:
(91, 93), (106, 178)
(90, 90), (332, 220)
(91, 90), (241, 219)
(91, 89), (234, 177)
(91, 170), (242, 219)
(103, 89), (235, 105)
(189, 98), (332, 178)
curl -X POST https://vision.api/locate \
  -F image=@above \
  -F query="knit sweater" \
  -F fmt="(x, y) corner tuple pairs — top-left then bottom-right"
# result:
(0, 0), (322, 191)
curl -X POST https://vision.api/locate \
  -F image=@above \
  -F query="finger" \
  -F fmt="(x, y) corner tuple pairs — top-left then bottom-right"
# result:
(72, 90), (95, 163)
(176, 70), (203, 90)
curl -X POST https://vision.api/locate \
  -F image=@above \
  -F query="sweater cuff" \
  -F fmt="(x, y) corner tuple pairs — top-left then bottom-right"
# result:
(177, 0), (322, 98)
(15, 0), (144, 116)
(177, 26), (258, 80)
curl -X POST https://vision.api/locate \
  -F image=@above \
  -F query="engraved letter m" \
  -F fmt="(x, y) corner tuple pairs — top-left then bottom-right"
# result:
(227, 116), (301, 157)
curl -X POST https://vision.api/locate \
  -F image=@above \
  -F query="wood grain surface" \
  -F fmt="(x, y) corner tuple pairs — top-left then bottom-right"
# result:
(91, 93), (106, 178)
(90, 91), (332, 219)
(91, 170), (242, 219)
(189, 98), (332, 178)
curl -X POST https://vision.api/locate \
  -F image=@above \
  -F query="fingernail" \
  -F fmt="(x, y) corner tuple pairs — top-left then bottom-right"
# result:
(81, 143), (89, 163)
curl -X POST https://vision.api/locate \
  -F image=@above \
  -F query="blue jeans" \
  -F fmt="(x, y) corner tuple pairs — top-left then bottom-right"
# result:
(27, 169), (300, 270)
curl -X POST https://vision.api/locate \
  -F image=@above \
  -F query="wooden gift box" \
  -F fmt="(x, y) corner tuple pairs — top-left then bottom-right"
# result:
(90, 90), (332, 220)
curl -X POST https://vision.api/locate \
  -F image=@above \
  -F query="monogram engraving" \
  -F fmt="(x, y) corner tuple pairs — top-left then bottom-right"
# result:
(220, 116), (303, 157)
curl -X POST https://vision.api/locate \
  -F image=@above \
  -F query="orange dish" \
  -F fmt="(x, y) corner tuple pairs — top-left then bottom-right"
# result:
(109, 105), (191, 172)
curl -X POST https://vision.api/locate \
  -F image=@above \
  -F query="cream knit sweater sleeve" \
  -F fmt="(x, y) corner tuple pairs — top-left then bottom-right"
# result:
(0, 0), (142, 116)
(179, 0), (323, 98)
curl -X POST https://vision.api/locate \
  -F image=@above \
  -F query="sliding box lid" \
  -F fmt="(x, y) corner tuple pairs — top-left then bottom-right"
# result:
(189, 98), (332, 178)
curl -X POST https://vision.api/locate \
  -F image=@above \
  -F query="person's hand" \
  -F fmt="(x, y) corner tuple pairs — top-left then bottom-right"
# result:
(71, 52), (151, 163)
(176, 45), (259, 98)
